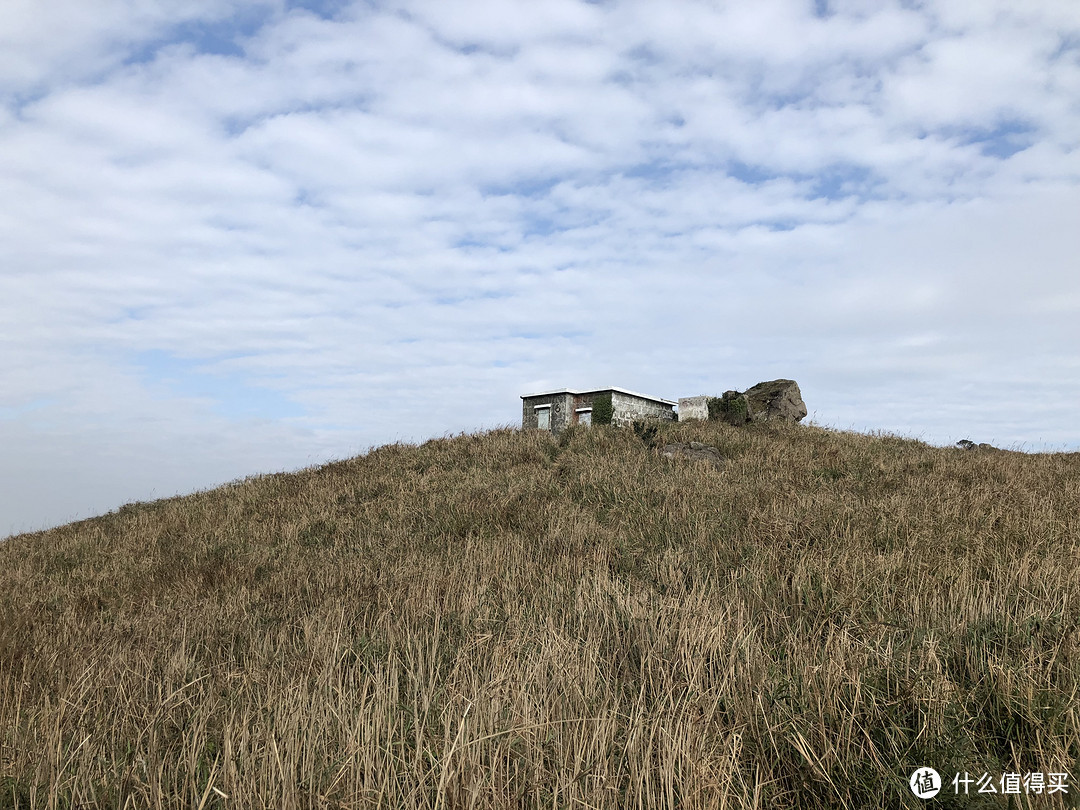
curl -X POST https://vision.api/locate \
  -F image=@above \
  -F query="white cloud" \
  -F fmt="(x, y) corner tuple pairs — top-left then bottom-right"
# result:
(2, 0), (1080, 535)
(0, 0), (275, 96)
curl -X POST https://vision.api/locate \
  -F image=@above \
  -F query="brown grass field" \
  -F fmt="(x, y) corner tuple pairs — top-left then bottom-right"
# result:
(1, 419), (1079, 809)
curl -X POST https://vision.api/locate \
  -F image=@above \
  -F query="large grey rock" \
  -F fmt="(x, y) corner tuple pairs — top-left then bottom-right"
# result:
(659, 441), (725, 471)
(743, 379), (807, 423)
(712, 379), (807, 425)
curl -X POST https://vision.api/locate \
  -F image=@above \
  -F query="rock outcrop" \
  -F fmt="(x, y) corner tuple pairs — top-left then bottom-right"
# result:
(714, 379), (807, 425)
(658, 442), (725, 471)
(745, 379), (807, 423)
(956, 439), (997, 451)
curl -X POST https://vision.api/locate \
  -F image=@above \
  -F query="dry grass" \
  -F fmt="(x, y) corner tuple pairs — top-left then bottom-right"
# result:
(1, 420), (1079, 809)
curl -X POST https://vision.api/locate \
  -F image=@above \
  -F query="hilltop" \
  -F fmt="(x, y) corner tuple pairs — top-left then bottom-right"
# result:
(2, 420), (1079, 809)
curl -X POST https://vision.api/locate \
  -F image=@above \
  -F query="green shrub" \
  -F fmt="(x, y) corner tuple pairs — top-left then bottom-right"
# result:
(592, 392), (614, 425)
(710, 392), (749, 425)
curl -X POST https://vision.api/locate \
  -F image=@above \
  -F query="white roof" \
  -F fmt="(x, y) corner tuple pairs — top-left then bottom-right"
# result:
(520, 387), (677, 406)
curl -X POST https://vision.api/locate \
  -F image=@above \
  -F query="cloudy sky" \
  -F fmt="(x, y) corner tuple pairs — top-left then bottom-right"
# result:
(2, 0), (1079, 536)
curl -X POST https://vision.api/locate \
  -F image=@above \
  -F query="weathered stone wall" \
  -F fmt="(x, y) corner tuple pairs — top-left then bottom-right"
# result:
(611, 391), (676, 427)
(569, 392), (601, 427)
(521, 393), (574, 432)
(677, 396), (709, 421)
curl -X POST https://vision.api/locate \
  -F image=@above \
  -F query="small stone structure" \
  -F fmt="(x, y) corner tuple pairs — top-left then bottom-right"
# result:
(521, 387), (676, 433)
(677, 396), (710, 421)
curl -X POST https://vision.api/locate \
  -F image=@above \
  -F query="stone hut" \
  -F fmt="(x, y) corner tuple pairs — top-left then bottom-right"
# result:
(521, 387), (676, 433)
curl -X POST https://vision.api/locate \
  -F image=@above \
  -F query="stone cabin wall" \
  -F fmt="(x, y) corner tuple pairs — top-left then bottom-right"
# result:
(521, 393), (573, 432)
(570, 391), (601, 425)
(611, 391), (676, 427)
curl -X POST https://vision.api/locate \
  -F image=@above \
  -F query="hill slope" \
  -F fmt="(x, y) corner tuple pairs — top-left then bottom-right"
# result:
(2, 421), (1079, 808)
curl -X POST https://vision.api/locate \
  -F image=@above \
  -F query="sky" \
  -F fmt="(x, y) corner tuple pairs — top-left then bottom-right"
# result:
(2, 0), (1079, 537)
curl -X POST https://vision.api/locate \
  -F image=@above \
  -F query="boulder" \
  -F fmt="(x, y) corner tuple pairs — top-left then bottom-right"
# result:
(659, 442), (725, 471)
(956, 439), (998, 451)
(711, 379), (807, 425)
(743, 379), (807, 423)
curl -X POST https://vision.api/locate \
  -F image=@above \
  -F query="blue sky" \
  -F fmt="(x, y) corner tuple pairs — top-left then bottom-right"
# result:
(2, 0), (1079, 536)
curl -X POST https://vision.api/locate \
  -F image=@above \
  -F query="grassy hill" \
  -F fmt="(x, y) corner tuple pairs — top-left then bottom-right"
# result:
(2, 420), (1079, 809)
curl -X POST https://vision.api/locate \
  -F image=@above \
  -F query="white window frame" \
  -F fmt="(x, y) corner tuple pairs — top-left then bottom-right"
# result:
(534, 404), (551, 429)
